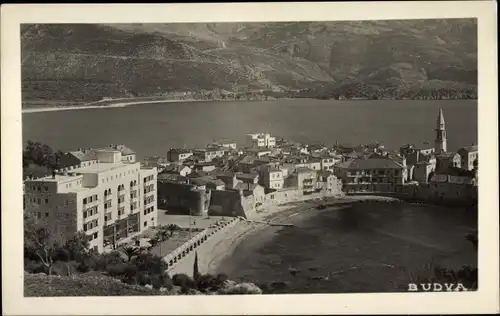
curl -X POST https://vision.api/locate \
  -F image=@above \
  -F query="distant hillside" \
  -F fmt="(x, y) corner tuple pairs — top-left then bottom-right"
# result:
(21, 20), (477, 104)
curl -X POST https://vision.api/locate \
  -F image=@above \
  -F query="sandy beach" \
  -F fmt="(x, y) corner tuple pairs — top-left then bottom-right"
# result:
(207, 195), (476, 293)
(203, 196), (400, 276)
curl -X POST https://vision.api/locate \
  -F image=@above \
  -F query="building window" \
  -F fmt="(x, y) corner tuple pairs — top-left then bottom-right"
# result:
(45, 212), (49, 217)
(144, 221), (147, 227)
(45, 198), (49, 204)
(93, 232), (98, 239)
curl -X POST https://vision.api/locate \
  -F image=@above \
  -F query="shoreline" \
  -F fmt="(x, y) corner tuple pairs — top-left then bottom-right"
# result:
(21, 99), (212, 114)
(205, 195), (401, 276)
(21, 97), (477, 114)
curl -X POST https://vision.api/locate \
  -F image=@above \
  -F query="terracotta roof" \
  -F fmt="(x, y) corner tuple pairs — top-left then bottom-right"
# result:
(158, 174), (189, 183)
(208, 179), (226, 187)
(68, 151), (95, 162)
(458, 145), (478, 153)
(236, 172), (259, 180)
(111, 144), (135, 155)
(168, 148), (192, 154)
(335, 156), (404, 170)
(436, 152), (459, 159)
(189, 177), (210, 186)
(295, 167), (315, 173)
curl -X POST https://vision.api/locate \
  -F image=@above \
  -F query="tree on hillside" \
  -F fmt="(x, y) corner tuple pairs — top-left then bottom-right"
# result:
(133, 253), (167, 276)
(193, 251), (200, 281)
(24, 214), (57, 275)
(23, 140), (64, 169)
(63, 231), (91, 261)
(165, 224), (181, 237)
(121, 246), (142, 262)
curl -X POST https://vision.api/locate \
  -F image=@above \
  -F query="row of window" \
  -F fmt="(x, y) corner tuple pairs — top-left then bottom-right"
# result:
(27, 197), (49, 205)
(144, 175), (155, 182)
(64, 180), (82, 189)
(32, 211), (49, 219)
(144, 196), (155, 205)
(26, 184), (47, 192)
(144, 206), (155, 216)
(83, 206), (98, 218)
(83, 194), (98, 204)
(130, 190), (138, 199)
(83, 219), (99, 231)
(144, 184), (155, 194)
(89, 231), (98, 241)
(100, 170), (139, 184)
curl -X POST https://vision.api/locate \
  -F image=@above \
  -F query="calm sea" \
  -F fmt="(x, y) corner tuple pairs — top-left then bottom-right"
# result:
(217, 202), (477, 293)
(22, 99), (477, 158)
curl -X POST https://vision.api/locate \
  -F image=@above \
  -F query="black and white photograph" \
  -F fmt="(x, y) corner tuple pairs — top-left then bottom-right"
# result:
(2, 2), (498, 315)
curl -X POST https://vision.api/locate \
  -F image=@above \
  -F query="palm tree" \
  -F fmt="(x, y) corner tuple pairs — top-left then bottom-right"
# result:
(121, 246), (141, 262)
(165, 224), (180, 237)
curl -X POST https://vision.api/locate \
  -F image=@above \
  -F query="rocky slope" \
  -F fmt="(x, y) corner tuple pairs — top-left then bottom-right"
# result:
(21, 20), (477, 103)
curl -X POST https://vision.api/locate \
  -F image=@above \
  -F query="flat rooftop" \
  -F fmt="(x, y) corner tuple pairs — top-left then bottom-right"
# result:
(72, 161), (138, 174)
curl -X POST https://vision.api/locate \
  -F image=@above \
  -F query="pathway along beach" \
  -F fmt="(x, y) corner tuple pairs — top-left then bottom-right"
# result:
(210, 197), (477, 293)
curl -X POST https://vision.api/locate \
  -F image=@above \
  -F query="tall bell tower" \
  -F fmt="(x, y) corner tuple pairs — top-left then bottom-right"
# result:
(434, 108), (447, 153)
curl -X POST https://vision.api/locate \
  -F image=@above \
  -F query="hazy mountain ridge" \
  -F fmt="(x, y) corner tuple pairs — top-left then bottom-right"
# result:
(21, 20), (477, 103)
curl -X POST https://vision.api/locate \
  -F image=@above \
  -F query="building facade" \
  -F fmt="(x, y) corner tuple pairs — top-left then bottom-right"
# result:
(435, 152), (461, 173)
(193, 148), (225, 162)
(457, 145), (478, 171)
(259, 166), (285, 190)
(167, 148), (193, 162)
(333, 153), (406, 193)
(246, 133), (276, 148)
(24, 149), (158, 253)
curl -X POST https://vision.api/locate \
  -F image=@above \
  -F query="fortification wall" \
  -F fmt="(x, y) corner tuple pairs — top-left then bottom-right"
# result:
(208, 190), (249, 218)
(157, 182), (206, 215)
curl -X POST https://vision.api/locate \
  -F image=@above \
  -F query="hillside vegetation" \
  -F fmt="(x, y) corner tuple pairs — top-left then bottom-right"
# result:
(21, 20), (477, 104)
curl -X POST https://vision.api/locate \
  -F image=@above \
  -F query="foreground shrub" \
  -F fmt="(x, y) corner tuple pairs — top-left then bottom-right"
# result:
(172, 273), (196, 290)
(24, 272), (162, 297)
(196, 273), (217, 292)
(218, 282), (263, 295)
(24, 260), (46, 274)
(51, 261), (79, 276)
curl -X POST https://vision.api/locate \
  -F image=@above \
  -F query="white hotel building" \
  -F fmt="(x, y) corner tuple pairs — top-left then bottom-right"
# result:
(23, 148), (157, 253)
(246, 133), (276, 148)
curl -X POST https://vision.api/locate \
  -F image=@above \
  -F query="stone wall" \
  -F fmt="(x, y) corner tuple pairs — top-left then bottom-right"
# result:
(157, 181), (207, 216)
(401, 182), (477, 206)
(164, 218), (240, 276)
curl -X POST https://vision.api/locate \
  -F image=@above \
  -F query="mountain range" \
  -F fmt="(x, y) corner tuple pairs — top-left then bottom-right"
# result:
(21, 19), (477, 104)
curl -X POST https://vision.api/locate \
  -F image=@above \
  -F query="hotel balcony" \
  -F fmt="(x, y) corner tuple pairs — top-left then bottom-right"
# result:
(117, 207), (126, 219)
(83, 199), (99, 207)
